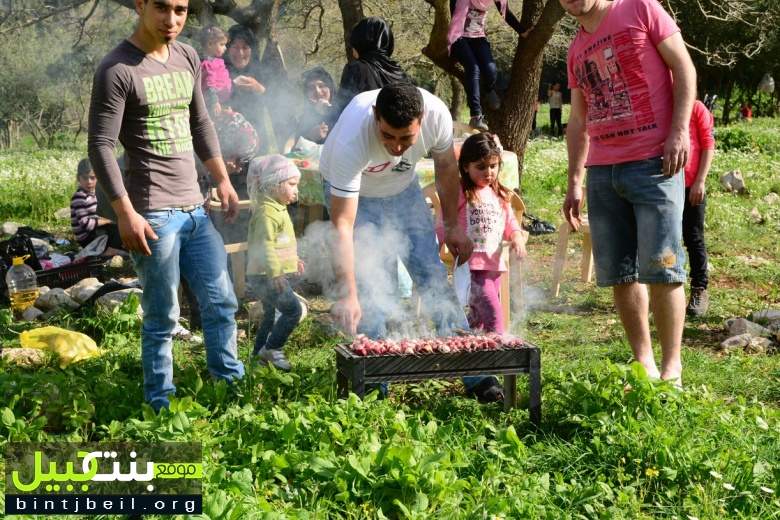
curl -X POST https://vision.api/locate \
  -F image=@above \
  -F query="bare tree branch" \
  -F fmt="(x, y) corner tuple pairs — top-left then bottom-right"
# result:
(0, 0), (91, 35)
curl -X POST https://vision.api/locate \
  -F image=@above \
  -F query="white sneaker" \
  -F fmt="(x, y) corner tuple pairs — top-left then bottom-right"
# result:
(173, 324), (203, 344)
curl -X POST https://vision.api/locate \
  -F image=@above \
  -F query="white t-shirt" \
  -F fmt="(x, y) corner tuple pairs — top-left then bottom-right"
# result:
(549, 90), (563, 109)
(320, 88), (453, 198)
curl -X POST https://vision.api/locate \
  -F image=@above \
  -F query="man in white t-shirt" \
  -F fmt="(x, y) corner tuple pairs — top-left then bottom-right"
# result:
(321, 83), (503, 402)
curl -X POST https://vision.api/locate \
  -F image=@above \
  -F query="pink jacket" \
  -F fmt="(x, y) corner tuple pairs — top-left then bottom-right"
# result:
(447, 0), (507, 52)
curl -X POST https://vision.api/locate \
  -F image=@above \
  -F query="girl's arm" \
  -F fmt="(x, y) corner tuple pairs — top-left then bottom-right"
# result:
(503, 199), (528, 257)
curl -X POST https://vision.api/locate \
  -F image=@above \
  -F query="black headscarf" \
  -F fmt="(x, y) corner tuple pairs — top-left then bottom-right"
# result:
(302, 66), (336, 99)
(335, 17), (410, 113)
(296, 67), (339, 144)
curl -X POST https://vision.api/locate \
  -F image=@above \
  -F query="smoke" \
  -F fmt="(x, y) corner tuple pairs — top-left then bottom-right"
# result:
(507, 254), (549, 339)
(294, 217), (468, 339)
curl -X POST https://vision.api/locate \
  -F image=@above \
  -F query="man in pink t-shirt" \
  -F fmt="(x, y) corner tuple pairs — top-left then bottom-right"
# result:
(560, 0), (696, 387)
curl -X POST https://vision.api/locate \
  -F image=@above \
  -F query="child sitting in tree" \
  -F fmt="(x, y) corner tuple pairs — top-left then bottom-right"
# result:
(199, 25), (232, 116)
(70, 158), (124, 255)
(447, 0), (532, 131)
(246, 155), (305, 371)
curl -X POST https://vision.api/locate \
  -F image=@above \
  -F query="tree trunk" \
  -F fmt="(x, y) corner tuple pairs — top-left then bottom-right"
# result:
(337, 0), (364, 61)
(449, 75), (464, 121)
(722, 79), (734, 124)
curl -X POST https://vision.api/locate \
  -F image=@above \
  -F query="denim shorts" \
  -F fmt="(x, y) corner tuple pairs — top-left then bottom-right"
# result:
(586, 156), (687, 287)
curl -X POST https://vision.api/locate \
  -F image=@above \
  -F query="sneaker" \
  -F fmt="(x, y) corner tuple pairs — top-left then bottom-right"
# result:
(483, 90), (501, 111)
(469, 115), (489, 131)
(686, 287), (709, 317)
(252, 347), (291, 371)
(172, 324), (203, 344)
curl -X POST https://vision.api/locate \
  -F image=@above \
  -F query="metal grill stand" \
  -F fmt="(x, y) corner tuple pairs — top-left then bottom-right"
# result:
(335, 343), (541, 424)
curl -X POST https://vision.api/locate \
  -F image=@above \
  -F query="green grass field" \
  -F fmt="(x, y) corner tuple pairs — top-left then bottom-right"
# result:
(1, 119), (779, 518)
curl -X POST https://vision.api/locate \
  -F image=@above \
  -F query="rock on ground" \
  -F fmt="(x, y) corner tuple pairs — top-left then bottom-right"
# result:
(763, 192), (780, 205)
(751, 309), (780, 324)
(66, 277), (104, 304)
(95, 288), (144, 316)
(719, 333), (752, 352)
(21, 306), (44, 321)
(35, 288), (79, 311)
(725, 317), (772, 338)
(720, 170), (747, 194)
(2, 221), (21, 235)
(1, 348), (48, 367)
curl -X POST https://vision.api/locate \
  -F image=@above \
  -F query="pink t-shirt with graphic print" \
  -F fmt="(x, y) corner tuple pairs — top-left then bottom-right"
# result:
(566, 0), (680, 167)
(436, 186), (521, 272)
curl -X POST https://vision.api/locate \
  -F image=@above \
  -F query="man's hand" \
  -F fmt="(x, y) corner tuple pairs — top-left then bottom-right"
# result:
(118, 210), (157, 256)
(663, 128), (689, 176)
(96, 216), (114, 226)
(331, 295), (361, 336)
(445, 226), (473, 264)
(689, 180), (705, 206)
(297, 259), (305, 274)
(215, 178), (240, 223)
(563, 184), (584, 231)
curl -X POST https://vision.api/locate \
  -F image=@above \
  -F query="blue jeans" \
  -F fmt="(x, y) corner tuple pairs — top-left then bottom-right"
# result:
(587, 157), (687, 287)
(451, 37), (497, 117)
(132, 206), (245, 411)
(248, 275), (302, 352)
(324, 180), (486, 391)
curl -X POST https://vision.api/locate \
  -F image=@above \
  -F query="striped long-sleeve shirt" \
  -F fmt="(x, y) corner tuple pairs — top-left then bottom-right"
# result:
(70, 188), (98, 245)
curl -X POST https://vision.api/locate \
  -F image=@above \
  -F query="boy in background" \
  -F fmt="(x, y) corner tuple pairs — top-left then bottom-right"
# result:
(683, 100), (715, 316)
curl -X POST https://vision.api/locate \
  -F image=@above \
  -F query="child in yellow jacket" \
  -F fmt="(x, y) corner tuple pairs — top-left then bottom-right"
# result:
(246, 155), (304, 371)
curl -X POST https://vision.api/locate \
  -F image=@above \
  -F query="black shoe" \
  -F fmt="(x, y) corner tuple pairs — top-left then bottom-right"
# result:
(686, 287), (709, 317)
(466, 376), (504, 403)
(469, 115), (489, 131)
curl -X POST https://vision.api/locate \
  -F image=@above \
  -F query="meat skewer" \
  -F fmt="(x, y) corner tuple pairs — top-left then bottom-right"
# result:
(348, 333), (525, 357)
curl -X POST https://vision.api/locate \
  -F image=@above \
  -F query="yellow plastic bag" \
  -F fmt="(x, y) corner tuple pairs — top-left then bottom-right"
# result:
(19, 326), (101, 368)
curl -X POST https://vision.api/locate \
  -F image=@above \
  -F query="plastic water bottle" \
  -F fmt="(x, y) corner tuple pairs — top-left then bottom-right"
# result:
(5, 256), (39, 314)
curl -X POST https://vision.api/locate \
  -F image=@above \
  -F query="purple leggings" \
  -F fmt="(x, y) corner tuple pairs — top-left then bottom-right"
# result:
(468, 270), (505, 334)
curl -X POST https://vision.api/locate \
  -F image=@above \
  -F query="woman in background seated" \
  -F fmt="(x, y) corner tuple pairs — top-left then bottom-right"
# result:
(296, 67), (339, 145)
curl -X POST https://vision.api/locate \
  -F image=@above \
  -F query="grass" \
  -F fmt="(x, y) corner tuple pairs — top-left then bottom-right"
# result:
(1, 119), (779, 518)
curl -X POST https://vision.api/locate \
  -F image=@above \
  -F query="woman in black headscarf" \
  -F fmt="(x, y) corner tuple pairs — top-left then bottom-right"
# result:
(224, 25), (269, 149)
(296, 67), (339, 145)
(334, 17), (411, 114)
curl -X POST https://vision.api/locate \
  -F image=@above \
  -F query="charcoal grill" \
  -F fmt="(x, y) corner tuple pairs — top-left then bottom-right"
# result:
(335, 341), (541, 424)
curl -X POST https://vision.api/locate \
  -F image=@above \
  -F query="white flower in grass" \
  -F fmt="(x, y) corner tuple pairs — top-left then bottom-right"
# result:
(760, 486), (774, 494)
(723, 483), (735, 491)
(687, 516), (700, 520)
(709, 470), (723, 480)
